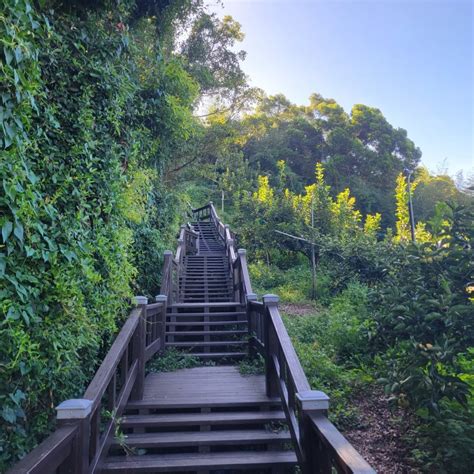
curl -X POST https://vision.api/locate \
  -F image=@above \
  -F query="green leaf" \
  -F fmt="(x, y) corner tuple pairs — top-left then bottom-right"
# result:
(2, 221), (13, 242)
(15, 46), (23, 63)
(2, 406), (16, 424)
(4, 48), (13, 66)
(14, 222), (24, 243)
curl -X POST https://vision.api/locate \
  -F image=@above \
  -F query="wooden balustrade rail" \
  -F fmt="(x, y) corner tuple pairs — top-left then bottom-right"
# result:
(10, 277), (172, 473)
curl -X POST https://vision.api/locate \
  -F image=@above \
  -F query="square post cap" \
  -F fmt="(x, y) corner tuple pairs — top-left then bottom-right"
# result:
(246, 293), (258, 302)
(56, 399), (93, 420)
(163, 250), (173, 256)
(263, 294), (279, 306)
(133, 296), (148, 305)
(296, 390), (330, 411)
(237, 249), (247, 256)
(155, 295), (167, 303)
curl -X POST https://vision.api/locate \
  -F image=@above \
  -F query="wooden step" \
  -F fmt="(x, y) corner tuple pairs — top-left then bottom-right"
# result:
(166, 330), (247, 336)
(111, 429), (291, 449)
(171, 302), (242, 308)
(120, 410), (286, 428)
(168, 321), (247, 326)
(165, 341), (247, 347)
(103, 451), (297, 472)
(166, 312), (246, 317)
(179, 351), (247, 360)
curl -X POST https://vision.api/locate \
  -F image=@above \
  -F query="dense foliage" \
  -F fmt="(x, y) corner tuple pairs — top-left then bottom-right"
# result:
(0, 0), (247, 468)
(229, 167), (473, 471)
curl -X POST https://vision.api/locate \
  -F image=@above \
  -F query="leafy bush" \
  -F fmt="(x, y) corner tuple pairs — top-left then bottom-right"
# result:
(0, 1), (200, 468)
(373, 205), (473, 412)
(282, 287), (373, 430)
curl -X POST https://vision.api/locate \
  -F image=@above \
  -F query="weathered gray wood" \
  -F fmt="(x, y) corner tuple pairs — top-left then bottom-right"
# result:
(144, 337), (161, 361)
(102, 451), (297, 472)
(121, 410), (286, 428)
(88, 360), (138, 473)
(126, 366), (280, 409)
(7, 425), (77, 474)
(309, 413), (376, 474)
(268, 305), (311, 393)
(130, 306), (146, 401)
(84, 308), (140, 407)
(111, 429), (291, 448)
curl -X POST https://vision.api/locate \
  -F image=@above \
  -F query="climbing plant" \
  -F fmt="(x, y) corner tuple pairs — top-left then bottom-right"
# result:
(0, 0), (229, 468)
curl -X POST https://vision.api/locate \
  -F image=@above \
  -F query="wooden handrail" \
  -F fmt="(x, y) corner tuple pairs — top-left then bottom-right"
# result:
(9, 257), (171, 474)
(8, 425), (78, 474)
(84, 308), (141, 407)
(250, 296), (375, 474)
(308, 413), (375, 474)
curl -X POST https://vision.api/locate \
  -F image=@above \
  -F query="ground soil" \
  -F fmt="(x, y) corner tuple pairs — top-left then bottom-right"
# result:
(279, 302), (320, 316)
(342, 387), (418, 473)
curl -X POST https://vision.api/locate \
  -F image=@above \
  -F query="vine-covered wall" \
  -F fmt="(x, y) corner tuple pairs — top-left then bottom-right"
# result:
(0, 1), (199, 467)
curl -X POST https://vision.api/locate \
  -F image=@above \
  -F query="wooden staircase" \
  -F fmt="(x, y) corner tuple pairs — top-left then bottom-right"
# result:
(10, 202), (375, 474)
(165, 218), (248, 359)
(102, 366), (296, 472)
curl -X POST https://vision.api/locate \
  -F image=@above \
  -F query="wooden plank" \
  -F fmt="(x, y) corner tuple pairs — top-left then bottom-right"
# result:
(144, 337), (161, 362)
(84, 308), (140, 407)
(171, 302), (241, 308)
(166, 340), (246, 347)
(88, 360), (138, 472)
(269, 306), (310, 393)
(7, 425), (77, 474)
(121, 410), (286, 428)
(165, 330), (246, 336)
(168, 321), (247, 326)
(127, 367), (280, 409)
(309, 413), (376, 474)
(111, 429), (291, 448)
(102, 451), (297, 472)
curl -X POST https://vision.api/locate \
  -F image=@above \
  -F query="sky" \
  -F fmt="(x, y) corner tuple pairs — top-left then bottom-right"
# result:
(210, 0), (473, 176)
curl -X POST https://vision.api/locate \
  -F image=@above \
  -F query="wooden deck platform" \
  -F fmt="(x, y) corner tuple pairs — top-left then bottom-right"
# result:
(127, 366), (281, 409)
(107, 366), (296, 473)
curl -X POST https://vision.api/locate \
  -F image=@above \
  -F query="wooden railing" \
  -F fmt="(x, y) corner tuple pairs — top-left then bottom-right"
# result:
(9, 294), (169, 473)
(160, 223), (198, 305)
(198, 202), (375, 474)
(191, 202), (253, 305)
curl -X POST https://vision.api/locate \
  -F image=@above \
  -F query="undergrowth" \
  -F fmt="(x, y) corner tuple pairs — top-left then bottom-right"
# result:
(147, 348), (211, 373)
(238, 354), (265, 375)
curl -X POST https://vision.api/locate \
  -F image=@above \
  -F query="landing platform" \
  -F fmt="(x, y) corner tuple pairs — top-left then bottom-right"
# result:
(127, 366), (280, 409)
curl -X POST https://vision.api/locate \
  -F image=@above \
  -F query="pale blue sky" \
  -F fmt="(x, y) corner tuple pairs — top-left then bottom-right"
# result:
(210, 0), (473, 176)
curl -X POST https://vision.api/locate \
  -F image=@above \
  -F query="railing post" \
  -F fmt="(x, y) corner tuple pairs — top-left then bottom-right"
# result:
(246, 293), (257, 357)
(162, 250), (173, 303)
(155, 294), (167, 352)
(178, 225), (186, 257)
(56, 399), (93, 474)
(296, 390), (331, 474)
(131, 296), (147, 401)
(263, 294), (280, 398)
